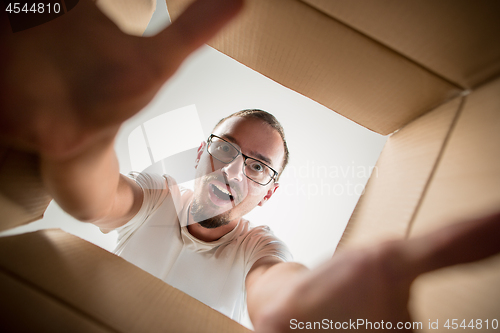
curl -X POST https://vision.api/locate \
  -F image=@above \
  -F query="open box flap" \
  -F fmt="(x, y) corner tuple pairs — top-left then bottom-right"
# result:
(166, 0), (461, 135)
(0, 149), (52, 232)
(301, 0), (500, 89)
(0, 229), (250, 333)
(337, 96), (462, 250)
(408, 76), (500, 325)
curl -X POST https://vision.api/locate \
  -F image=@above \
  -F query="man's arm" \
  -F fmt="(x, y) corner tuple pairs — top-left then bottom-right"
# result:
(246, 257), (309, 327)
(39, 129), (143, 231)
(246, 212), (500, 333)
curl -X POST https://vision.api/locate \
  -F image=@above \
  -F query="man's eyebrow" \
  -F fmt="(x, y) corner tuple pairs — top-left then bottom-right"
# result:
(222, 134), (274, 166)
(222, 134), (240, 146)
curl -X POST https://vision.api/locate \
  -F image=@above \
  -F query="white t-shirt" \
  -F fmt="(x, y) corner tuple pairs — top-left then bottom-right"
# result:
(114, 173), (291, 322)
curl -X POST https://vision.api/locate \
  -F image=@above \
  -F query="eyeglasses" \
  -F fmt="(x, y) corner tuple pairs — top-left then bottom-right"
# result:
(207, 134), (278, 186)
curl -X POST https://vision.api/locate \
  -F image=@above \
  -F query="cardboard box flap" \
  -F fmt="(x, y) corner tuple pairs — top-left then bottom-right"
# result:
(408, 76), (500, 326)
(96, 0), (156, 36)
(0, 272), (112, 333)
(301, 0), (500, 89)
(0, 229), (250, 333)
(0, 148), (52, 232)
(409, 76), (500, 233)
(337, 96), (462, 250)
(166, 0), (460, 135)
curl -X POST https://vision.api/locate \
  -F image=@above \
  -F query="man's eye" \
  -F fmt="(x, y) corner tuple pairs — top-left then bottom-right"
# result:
(219, 144), (231, 153)
(251, 162), (264, 172)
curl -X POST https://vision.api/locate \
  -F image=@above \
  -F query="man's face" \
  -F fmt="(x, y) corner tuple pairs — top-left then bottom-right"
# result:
(191, 116), (284, 228)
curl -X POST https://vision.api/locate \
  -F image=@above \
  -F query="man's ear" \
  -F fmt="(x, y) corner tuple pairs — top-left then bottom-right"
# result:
(258, 183), (279, 206)
(195, 141), (206, 168)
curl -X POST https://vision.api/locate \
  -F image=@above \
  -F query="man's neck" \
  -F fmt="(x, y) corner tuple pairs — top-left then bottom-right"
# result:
(186, 214), (239, 242)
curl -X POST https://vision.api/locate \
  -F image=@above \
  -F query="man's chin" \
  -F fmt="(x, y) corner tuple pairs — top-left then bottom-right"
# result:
(196, 215), (231, 229)
(190, 200), (232, 229)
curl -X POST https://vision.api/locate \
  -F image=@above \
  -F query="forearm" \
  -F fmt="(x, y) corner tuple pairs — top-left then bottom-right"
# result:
(40, 130), (121, 222)
(247, 262), (309, 331)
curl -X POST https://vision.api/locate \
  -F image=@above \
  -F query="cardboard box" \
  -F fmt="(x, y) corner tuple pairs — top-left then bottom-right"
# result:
(1, 0), (499, 331)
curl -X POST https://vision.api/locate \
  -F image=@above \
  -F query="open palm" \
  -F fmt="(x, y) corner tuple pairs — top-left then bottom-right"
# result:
(0, 0), (243, 158)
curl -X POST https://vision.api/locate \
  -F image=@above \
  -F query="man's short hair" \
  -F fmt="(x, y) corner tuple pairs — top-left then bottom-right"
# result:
(213, 109), (289, 180)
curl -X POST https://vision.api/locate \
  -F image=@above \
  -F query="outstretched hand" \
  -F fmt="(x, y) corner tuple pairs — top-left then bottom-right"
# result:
(254, 212), (500, 332)
(0, 0), (243, 158)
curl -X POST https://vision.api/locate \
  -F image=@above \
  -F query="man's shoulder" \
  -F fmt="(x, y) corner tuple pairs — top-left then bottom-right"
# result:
(237, 220), (279, 242)
(235, 220), (293, 264)
(128, 172), (194, 196)
(126, 172), (173, 214)
(244, 220), (272, 233)
(129, 172), (169, 191)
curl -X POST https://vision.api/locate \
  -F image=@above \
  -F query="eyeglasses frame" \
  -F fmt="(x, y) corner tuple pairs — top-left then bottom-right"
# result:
(206, 134), (279, 186)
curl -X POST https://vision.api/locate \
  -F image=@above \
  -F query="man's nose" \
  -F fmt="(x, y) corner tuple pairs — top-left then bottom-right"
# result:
(221, 155), (245, 182)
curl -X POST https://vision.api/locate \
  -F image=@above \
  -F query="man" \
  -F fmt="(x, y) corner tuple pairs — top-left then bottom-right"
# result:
(111, 109), (297, 322)
(1, 0), (499, 332)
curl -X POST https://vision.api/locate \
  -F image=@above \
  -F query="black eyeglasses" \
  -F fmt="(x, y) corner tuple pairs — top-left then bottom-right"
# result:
(207, 134), (278, 186)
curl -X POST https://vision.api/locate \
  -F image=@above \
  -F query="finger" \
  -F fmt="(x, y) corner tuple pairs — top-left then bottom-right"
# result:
(146, 0), (244, 71)
(402, 211), (500, 279)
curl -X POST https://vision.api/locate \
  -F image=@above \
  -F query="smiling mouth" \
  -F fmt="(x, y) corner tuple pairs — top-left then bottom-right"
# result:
(210, 183), (234, 202)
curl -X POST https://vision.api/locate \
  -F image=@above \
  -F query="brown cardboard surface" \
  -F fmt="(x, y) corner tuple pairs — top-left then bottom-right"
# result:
(0, 148), (52, 232)
(0, 229), (250, 333)
(0, 273), (112, 333)
(0, 193), (40, 231)
(96, 0), (155, 36)
(409, 77), (500, 232)
(337, 97), (461, 250)
(166, 0), (460, 135)
(407, 77), (500, 331)
(302, 0), (500, 89)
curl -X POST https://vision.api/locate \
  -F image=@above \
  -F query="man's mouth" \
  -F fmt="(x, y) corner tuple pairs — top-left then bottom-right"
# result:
(208, 182), (235, 207)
